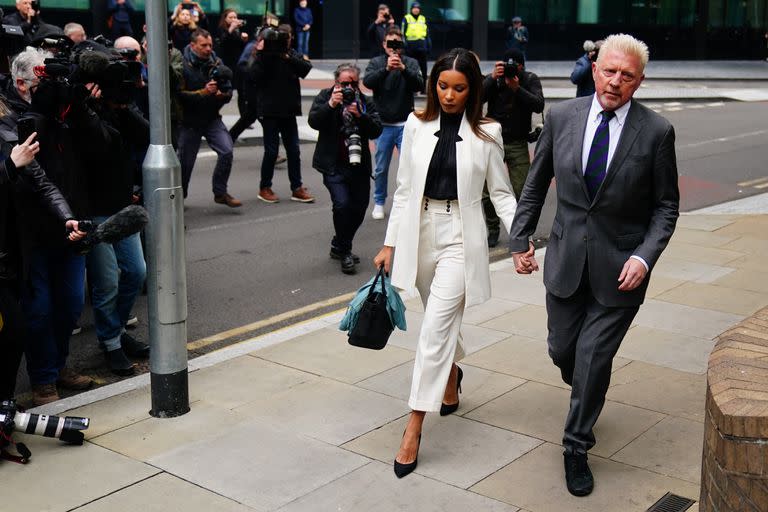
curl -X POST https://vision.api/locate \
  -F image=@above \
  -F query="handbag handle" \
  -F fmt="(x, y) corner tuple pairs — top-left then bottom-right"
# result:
(368, 265), (388, 302)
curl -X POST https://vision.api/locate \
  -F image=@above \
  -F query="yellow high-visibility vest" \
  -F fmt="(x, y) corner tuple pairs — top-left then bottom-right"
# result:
(403, 14), (427, 41)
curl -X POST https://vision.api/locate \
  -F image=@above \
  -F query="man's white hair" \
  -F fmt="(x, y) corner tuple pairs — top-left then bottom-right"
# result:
(597, 33), (649, 71)
(63, 22), (85, 36)
(11, 46), (52, 84)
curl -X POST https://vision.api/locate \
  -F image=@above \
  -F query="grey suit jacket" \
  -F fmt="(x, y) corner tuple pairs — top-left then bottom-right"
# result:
(509, 96), (680, 308)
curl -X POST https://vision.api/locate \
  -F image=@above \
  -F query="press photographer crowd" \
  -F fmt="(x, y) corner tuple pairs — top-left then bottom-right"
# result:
(0, 0), (587, 424)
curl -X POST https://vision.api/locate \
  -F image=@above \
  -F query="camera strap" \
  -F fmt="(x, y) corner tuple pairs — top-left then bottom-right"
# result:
(1, 430), (31, 464)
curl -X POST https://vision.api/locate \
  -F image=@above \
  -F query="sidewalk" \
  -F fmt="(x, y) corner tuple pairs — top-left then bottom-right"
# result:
(6, 210), (768, 512)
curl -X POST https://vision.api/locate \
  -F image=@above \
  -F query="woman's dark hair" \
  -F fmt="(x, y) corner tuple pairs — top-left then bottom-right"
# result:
(415, 47), (494, 142)
(218, 8), (237, 30)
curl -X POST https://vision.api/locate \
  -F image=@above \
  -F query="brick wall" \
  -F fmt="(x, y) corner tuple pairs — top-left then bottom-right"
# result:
(700, 307), (768, 512)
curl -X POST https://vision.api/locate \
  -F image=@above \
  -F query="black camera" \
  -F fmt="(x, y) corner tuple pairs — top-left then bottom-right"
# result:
(261, 27), (290, 54)
(504, 59), (519, 79)
(341, 86), (356, 105)
(382, 12), (391, 21)
(386, 39), (404, 51)
(31, 0), (40, 12)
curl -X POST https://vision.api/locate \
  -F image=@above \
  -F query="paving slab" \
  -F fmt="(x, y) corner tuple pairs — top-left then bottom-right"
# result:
(65, 386), (155, 439)
(712, 215), (768, 238)
(277, 460), (520, 512)
(233, 377), (408, 445)
(632, 299), (745, 340)
(149, 420), (369, 512)
(660, 242), (745, 266)
(189, 355), (314, 409)
(651, 256), (735, 283)
(669, 227), (740, 248)
(465, 381), (665, 458)
(479, 304), (549, 340)
(91, 400), (253, 461)
(607, 361), (707, 422)
(618, 325), (715, 374)
(490, 270), (548, 306)
(710, 267), (768, 294)
(612, 416), (704, 484)
(725, 234), (768, 254)
(341, 414), (541, 489)
(3, 435), (158, 512)
(675, 215), (737, 232)
(462, 297), (527, 325)
(470, 443), (699, 512)
(655, 281), (768, 316)
(251, 325), (413, 384)
(727, 253), (768, 272)
(356, 361), (526, 416)
(73, 473), (253, 512)
(644, 275), (686, 298)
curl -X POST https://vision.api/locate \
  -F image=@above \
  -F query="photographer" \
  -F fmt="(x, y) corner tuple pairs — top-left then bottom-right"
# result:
(367, 3), (395, 58)
(570, 39), (602, 98)
(248, 24), (314, 204)
(482, 48), (544, 247)
(363, 26), (422, 220)
(308, 64), (382, 275)
(215, 9), (248, 116)
(177, 28), (241, 207)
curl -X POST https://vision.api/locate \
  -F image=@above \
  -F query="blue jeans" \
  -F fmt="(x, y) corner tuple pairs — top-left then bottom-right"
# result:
(296, 30), (310, 56)
(178, 118), (234, 197)
(373, 125), (403, 206)
(260, 117), (302, 191)
(323, 170), (370, 254)
(86, 225), (146, 351)
(22, 247), (86, 385)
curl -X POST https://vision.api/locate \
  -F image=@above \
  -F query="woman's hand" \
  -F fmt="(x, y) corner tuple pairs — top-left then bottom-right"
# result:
(10, 132), (40, 168)
(65, 220), (87, 242)
(373, 246), (394, 275)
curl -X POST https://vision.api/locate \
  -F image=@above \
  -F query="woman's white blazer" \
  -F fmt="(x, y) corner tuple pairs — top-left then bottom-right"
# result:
(384, 112), (518, 308)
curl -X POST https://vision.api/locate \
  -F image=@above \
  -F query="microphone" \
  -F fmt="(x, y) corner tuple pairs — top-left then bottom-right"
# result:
(73, 205), (149, 253)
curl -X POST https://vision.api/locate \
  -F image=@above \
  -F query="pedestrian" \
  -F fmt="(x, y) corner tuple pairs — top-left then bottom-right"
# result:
(363, 26), (423, 220)
(215, 8), (248, 116)
(509, 34), (680, 497)
(107, 0), (135, 38)
(169, 5), (197, 51)
(506, 16), (528, 58)
(293, 0), (313, 58)
(373, 48), (517, 478)
(308, 64), (382, 275)
(570, 39), (602, 97)
(367, 3), (395, 58)
(401, 1), (430, 94)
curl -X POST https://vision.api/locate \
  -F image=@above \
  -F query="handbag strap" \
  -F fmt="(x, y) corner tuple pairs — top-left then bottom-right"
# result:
(368, 265), (387, 301)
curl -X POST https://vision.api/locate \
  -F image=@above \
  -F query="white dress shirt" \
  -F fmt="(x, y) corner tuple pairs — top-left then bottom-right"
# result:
(581, 94), (648, 272)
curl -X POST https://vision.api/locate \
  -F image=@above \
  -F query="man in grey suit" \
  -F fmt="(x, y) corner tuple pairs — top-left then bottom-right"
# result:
(509, 34), (679, 497)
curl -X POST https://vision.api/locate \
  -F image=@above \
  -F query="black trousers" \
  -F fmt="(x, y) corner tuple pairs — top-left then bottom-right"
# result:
(322, 170), (370, 254)
(545, 266), (638, 455)
(406, 43), (428, 93)
(0, 283), (25, 401)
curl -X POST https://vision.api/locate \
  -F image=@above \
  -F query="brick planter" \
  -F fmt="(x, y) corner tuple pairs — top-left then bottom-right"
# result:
(701, 307), (768, 511)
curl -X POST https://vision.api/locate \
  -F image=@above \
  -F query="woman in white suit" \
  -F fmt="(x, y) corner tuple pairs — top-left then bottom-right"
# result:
(374, 48), (519, 478)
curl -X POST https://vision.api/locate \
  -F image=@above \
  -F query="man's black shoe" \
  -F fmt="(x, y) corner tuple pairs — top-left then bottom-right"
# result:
(106, 348), (136, 376)
(330, 248), (360, 264)
(564, 452), (594, 496)
(341, 254), (357, 275)
(121, 333), (150, 358)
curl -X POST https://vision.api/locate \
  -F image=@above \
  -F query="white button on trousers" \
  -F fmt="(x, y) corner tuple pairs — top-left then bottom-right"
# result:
(409, 198), (466, 412)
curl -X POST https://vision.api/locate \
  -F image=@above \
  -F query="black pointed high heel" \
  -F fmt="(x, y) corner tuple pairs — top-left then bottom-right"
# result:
(393, 432), (422, 478)
(440, 365), (463, 416)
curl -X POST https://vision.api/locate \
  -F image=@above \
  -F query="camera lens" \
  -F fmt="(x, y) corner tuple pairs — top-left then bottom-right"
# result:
(347, 133), (362, 166)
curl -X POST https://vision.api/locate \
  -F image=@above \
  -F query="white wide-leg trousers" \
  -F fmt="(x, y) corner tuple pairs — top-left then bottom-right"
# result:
(409, 198), (466, 412)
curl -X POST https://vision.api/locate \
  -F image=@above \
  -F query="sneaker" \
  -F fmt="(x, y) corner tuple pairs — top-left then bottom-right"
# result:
(72, 324), (82, 335)
(121, 332), (150, 358)
(105, 347), (136, 376)
(214, 193), (243, 208)
(57, 368), (94, 390)
(372, 204), (385, 220)
(258, 187), (280, 203)
(32, 383), (60, 406)
(125, 315), (139, 328)
(275, 154), (287, 165)
(291, 186), (315, 203)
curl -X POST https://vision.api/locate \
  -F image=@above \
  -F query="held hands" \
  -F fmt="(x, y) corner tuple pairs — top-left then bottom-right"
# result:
(65, 220), (87, 242)
(10, 132), (40, 168)
(512, 242), (539, 275)
(617, 258), (647, 291)
(373, 246), (394, 275)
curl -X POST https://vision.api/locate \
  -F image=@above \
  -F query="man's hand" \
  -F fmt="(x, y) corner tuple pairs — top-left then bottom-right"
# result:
(346, 101), (361, 117)
(204, 80), (219, 95)
(10, 132), (40, 168)
(617, 258), (647, 291)
(65, 220), (87, 242)
(387, 54), (404, 71)
(303, 24), (310, 31)
(512, 242), (539, 275)
(328, 86), (343, 108)
(491, 61), (505, 79)
(505, 75), (520, 91)
(373, 246), (394, 275)
(86, 83), (102, 99)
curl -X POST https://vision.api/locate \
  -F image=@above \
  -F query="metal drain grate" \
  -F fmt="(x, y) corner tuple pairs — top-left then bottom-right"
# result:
(646, 492), (696, 512)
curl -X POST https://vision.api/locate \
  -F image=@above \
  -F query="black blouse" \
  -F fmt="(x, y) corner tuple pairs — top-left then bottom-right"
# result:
(423, 112), (463, 200)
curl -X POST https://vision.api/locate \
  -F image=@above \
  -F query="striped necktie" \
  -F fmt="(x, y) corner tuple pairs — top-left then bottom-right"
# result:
(584, 110), (616, 200)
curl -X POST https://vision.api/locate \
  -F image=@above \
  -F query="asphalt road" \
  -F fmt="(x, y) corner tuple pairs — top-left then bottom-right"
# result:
(14, 98), (768, 399)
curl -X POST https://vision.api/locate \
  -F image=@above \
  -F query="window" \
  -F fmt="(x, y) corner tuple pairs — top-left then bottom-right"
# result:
(402, 0), (471, 22)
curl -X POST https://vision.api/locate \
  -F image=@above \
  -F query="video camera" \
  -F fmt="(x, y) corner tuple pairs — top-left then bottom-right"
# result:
(261, 26), (290, 55)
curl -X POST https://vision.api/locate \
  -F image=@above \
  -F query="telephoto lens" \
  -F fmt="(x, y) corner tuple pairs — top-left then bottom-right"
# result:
(347, 133), (362, 166)
(0, 400), (90, 446)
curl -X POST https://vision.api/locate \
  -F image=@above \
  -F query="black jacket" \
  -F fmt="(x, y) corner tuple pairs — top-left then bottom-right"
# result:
(482, 70), (544, 142)
(363, 54), (423, 124)
(308, 87), (382, 176)
(178, 45), (232, 128)
(366, 21), (389, 57)
(245, 49), (311, 118)
(215, 27), (246, 72)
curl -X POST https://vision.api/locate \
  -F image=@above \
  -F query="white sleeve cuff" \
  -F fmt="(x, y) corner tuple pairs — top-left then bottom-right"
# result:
(630, 255), (649, 271)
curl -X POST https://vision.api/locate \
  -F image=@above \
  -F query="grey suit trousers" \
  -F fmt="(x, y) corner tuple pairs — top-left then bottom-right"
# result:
(546, 266), (638, 455)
